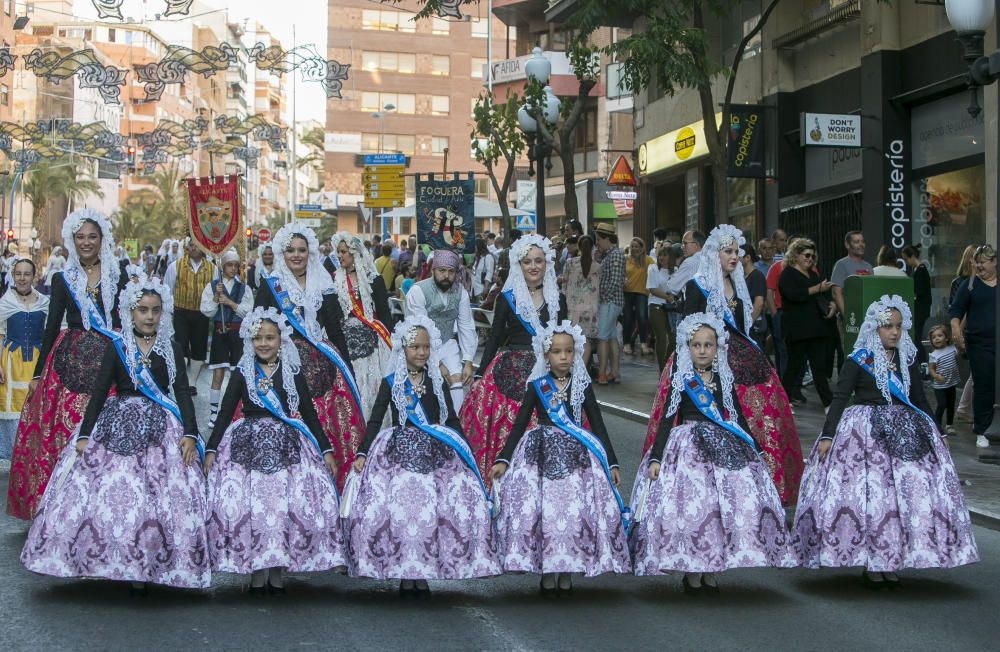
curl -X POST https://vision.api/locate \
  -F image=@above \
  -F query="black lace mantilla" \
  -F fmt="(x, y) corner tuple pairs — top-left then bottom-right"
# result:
(727, 333), (772, 386)
(52, 329), (110, 394)
(384, 426), (454, 474)
(523, 426), (591, 480)
(871, 405), (934, 462)
(295, 338), (337, 396)
(92, 396), (166, 457)
(492, 350), (535, 400)
(692, 421), (757, 470)
(344, 317), (378, 359)
(230, 417), (302, 474)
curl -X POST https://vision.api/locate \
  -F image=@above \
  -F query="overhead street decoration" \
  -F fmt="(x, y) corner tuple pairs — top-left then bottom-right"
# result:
(23, 48), (127, 105)
(437, 1), (464, 19)
(163, 0), (195, 17)
(214, 114), (288, 151)
(92, 0), (124, 20)
(247, 42), (351, 99)
(0, 119), (129, 168)
(137, 44), (238, 102)
(0, 48), (16, 77)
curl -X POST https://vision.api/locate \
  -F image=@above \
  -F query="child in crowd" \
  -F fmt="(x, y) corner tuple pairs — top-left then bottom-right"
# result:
(927, 325), (960, 435)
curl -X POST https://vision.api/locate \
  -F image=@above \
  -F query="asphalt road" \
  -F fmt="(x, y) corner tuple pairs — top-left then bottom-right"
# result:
(1, 411), (996, 651)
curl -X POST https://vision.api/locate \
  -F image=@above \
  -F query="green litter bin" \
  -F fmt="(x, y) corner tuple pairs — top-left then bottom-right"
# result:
(842, 275), (914, 352)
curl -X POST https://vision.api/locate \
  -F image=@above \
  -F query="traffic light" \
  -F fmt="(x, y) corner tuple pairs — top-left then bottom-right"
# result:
(5, 228), (13, 240)
(126, 146), (136, 173)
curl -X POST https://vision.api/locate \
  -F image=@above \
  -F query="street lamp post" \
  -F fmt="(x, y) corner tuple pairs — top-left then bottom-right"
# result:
(944, 0), (1000, 453)
(517, 48), (560, 236)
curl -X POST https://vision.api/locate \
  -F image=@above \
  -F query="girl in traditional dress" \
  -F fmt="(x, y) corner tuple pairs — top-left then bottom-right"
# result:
(793, 295), (978, 588)
(254, 224), (365, 490)
(642, 224), (804, 505)
(490, 321), (630, 594)
(347, 316), (499, 594)
(630, 313), (795, 593)
(205, 307), (347, 594)
(330, 232), (393, 418)
(6, 209), (128, 519)
(21, 276), (209, 594)
(462, 234), (562, 483)
(0, 260), (49, 471)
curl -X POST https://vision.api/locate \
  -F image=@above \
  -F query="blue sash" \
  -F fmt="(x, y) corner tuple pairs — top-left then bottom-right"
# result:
(254, 363), (323, 456)
(680, 374), (760, 451)
(263, 276), (363, 410)
(110, 337), (205, 462)
(502, 289), (538, 337)
(63, 273), (117, 342)
(850, 349), (933, 422)
(693, 279), (761, 352)
(530, 376), (631, 534)
(387, 373), (491, 503)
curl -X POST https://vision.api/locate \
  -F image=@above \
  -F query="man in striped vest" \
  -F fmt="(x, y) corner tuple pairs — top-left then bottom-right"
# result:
(165, 238), (216, 392)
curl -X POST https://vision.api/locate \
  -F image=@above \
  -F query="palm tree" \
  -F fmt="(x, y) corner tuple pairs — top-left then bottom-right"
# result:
(20, 158), (103, 247)
(145, 164), (187, 238)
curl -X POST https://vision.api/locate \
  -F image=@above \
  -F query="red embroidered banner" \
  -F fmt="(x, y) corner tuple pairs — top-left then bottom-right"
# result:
(185, 176), (241, 256)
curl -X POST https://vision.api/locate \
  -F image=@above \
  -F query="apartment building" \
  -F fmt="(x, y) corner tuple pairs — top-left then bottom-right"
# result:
(0, 1), (17, 125)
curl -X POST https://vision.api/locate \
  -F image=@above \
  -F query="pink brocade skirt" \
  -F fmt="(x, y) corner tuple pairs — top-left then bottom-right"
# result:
(7, 328), (113, 520)
(643, 334), (804, 505)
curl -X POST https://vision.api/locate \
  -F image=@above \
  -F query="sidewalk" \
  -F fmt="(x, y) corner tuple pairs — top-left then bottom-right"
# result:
(594, 355), (1000, 530)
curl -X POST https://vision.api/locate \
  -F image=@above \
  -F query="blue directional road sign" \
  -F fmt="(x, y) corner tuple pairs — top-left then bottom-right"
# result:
(363, 153), (406, 166)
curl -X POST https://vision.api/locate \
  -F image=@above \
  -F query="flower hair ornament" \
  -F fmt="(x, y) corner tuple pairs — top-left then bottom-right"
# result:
(117, 276), (176, 388)
(237, 307), (303, 413)
(852, 294), (917, 403)
(694, 224), (752, 335)
(527, 320), (590, 424)
(388, 315), (449, 422)
(268, 223), (334, 339)
(61, 208), (121, 330)
(502, 234), (560, 333)
(664, 312), (739, 425)
(329, 230), (379, 325)
(3, 256), (35, 289)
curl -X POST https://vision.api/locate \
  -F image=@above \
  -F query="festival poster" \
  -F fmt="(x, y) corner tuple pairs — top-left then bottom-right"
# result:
(415, 173), (475, 254)
(185, 175), (242, 256)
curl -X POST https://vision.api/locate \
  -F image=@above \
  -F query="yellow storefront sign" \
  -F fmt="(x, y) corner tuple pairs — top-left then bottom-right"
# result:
(638, 113), (721, 176)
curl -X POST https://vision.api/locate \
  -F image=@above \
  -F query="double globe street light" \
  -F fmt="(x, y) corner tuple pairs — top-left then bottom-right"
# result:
(517, 47), (560, 236)
(944, 0), (1000, 454)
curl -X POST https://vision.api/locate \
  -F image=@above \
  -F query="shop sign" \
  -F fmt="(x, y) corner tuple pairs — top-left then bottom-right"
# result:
(885, 139), (909, 250)
(801, 113), (861, 148)
(910, 90), (984, 170)
(638, 113), (720, 176)
(606, 155), (637, 186)
(727, 105), (766, 178)
(606, 190), (637, 200)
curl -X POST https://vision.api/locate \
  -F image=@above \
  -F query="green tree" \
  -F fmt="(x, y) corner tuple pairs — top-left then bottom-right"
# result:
(471, 89), (526, 237)
(111, 164), (187, 247)
(20, 158), (103, 248)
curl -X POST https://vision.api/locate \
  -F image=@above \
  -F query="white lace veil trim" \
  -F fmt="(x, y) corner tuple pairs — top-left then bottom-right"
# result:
(254, 244), (273, 281)
(501, 234), (560, 332)
(388, 315), (449, 422)
(665, 312), (738, 425)
(526, 320), (590, 424)
(269, 224), (334, 339)
(118, 276), (176, 388)
(61, 209), (120, 330)
(693, 224), (753, 334)
(237, 307), (303, 413)
(330, 231), (377, 321)
(851, 294), (917, 403)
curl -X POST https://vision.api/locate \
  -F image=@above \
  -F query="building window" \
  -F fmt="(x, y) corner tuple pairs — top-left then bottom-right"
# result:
(431, 95), (449, 116)
(3, 1), (10, 16)
(362, 9), (416, 33)
(362, 133), (415, 155)
(474, 178), (489, 196)
(432, 136), (449, 156)
(431, 18), (449, 35)
(0, 84), (8, 107)
(574, 107), (598, 150)
(362, 91), (415, 114)
(471, 58), (486, 80)
(362, 51), (416, 74)
(432, 55), (450, 76)
(108, 28), (116, 43)
(471, 19), (488, 38)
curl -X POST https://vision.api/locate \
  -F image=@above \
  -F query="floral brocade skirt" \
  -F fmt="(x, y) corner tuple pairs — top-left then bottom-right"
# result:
(460, 349), (537, 489)
(643, 334), (804, 505)
(7, 328), (113, 520)
(793, 405), (978, 571)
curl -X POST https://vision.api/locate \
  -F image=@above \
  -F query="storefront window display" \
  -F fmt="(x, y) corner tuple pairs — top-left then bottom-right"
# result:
(728, 177), (757, 243)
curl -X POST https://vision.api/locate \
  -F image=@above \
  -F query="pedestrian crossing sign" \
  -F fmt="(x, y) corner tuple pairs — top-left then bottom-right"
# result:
(515, 213), (536, 232)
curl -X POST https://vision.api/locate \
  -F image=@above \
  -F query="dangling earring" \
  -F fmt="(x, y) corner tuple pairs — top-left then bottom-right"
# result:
(545, 360), (551, 372)
(711, 356), (718, 373)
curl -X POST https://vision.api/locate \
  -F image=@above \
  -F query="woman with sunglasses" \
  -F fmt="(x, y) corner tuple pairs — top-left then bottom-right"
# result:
(949, 244), (997, 448)
(777, 238), (834, 409)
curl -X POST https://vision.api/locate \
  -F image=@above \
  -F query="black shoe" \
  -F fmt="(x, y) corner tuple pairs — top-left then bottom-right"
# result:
(862, 571), (886, 591)
(790, 394), (807, 405)
(128, 583), (149, 597)
(248, 585), (266, 596)
(267, 581), (286, 596)
(682, 575), (702, 595)
(883, 572), (902, 589)
(539, 579), (557, 597)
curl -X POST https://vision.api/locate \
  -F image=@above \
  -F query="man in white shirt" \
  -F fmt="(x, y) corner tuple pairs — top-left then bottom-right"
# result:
(405, 249), (478, 409)
(664, 230), (705, 300)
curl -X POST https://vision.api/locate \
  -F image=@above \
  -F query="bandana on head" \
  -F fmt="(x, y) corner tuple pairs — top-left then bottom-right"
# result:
(502, 234), (560, 332)
(694, 224), (753, 334)
(387, 315), (450, 422)
(221, 248), (240, 265)
(61, 208), (121, 331)
(118, 276), (176, 388)
(664, 312), (739, 426)
(852, 294), (917, 403)
(527, 320), (591, 424)
(236, 307), (303, 414)
(430, 249), (466, 292)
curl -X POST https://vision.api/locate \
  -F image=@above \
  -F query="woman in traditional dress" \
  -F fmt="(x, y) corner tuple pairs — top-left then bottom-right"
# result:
(347, 316), (499, 595)
(793, 295), (978, 588)
(490, 321), (630, 594)
(642, 224), (804, 505)
(21, 276), (208, 594)
(462, 234), (562, 483)
(330, 231), (393, 418)
(41, 246), (65, 295)
(630, 313), (795, 593)
(0, 260), (49, 471)
(6, 209), (128, 519)
(205, 307), (347, 594)
(254, 224), (365, 490)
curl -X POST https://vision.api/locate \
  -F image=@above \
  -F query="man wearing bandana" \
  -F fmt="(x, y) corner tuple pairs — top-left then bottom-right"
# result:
(405, 249), (477, 408)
